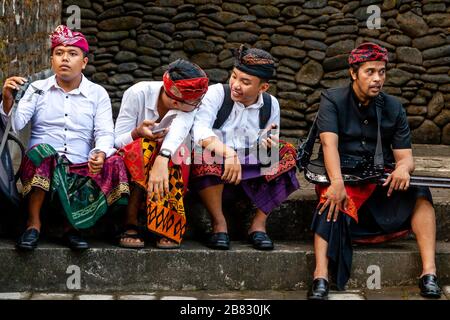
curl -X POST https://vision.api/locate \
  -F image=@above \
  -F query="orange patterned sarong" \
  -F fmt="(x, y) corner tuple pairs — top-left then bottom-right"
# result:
(119, 138), (188, 243)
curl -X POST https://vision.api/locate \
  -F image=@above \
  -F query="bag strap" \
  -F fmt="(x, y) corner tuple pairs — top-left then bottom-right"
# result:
(374, 93), (384, 170)
(296, 112), (319, 170)
(213, 84), (272, 129)
(260, 92), (272, 129)
(212, 84), (234, 129)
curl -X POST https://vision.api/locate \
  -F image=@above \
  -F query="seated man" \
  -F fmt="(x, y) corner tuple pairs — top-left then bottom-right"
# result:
(190, 45), (300, 251)
(0, 25), (129, 250)
(114, 59), (208, 249)
(308, 42), (441, 299)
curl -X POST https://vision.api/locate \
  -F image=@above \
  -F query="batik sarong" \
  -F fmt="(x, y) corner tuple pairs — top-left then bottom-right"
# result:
(20, 143), (129, 229)
(189, 141), (300, 214)
(118, 138), (189, 244)
(312, 182), (433, 290)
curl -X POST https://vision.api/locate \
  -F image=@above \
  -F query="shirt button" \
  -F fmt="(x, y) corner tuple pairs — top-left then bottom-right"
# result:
(64, 128), (67, 131)
(64, 148), (67, 151)
(66, 96), (69, 99)
(65, 114), (68, 116)
(364, 120), (369, 125)
(362, 140), (366, 145)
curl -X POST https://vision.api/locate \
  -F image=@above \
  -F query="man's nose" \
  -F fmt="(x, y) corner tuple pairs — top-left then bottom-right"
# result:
(373, 73), (380, 81)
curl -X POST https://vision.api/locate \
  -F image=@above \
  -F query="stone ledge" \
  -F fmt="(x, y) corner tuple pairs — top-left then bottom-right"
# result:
(0, 239), (448, 293)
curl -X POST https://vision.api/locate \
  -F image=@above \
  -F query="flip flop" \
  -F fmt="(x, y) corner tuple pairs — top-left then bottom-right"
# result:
(156, 237), (180, 249)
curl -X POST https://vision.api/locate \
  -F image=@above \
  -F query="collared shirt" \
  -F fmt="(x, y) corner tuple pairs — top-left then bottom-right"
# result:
(0, 75), (115, 164)
(192, 83), (280, 149)
(317, 84), (411, 164)
(114, 81), (196, 155)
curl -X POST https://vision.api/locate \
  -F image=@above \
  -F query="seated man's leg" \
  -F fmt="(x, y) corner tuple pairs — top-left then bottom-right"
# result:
(247, 208), (274, 251)
(308, 233), (330, 300)
(198, 184), (227, 233)
(118, 184), (145, 248)
(198, 184), (230, 250)
(412, 197), (442, 298)
(17, 187), (46, 250)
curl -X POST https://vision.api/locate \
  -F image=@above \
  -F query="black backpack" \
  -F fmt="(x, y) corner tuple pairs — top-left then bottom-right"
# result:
(212, 84), (272, 130)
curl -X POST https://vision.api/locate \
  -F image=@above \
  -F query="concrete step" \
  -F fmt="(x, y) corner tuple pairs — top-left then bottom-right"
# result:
(0, 239), (448, 293)
(1, 286), (449, 300)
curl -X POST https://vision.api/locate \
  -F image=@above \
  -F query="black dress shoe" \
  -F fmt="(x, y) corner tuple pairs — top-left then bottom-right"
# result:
(206, 232), (230, 250)
(63, 230), (89, 251)
(16, 228), (40, 251)
(419, 274), (442, 298)
(248, 231), (274, 251)
(308, 278), (329, 300)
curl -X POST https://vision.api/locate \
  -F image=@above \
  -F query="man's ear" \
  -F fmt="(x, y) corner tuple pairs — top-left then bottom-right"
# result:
(259, 82), (270, 93)
(349, 68), (357, 81)
(82, 57), (89, 70)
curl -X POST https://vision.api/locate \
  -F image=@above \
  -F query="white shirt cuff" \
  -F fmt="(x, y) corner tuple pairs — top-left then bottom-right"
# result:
(115, 131), (134, 149)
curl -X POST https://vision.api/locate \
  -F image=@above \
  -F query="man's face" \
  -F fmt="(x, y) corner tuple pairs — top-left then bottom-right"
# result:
(229, 68), (269, 106)
(51, 45), (88, 81)
(350, 61), (386, 99)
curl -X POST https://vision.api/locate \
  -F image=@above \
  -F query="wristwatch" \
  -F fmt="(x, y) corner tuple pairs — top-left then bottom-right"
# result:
(158, 148), (172, 160)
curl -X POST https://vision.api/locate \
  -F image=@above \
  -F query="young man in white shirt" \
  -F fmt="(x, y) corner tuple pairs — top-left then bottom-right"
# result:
(190, 45), (300, 250)
(1, 25), (129, 250)
(114, 59), (208, 249)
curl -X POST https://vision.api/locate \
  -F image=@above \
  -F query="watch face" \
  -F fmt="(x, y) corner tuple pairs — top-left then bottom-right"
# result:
(160, 149), (171, 157)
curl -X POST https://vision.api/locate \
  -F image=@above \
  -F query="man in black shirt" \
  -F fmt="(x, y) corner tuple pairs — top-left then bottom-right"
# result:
(308, 42), (441, 299)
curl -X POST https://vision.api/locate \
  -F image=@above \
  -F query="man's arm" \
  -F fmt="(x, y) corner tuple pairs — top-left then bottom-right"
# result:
(318, 132), (348, 222)
(382, 148), (414, 196)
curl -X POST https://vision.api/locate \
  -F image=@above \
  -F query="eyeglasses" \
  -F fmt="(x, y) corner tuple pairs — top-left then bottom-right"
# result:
(182, 98), (202, 109)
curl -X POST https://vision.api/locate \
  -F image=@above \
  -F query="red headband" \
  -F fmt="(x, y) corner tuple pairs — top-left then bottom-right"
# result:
(50, 25), (89, 53)
(348, 42), (388, 65)
(163, 72), (209, 103)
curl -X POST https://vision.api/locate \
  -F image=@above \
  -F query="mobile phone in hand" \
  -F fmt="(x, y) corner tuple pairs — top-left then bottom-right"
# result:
(257, 124), (278, 143)
(152, 113), (177, 134)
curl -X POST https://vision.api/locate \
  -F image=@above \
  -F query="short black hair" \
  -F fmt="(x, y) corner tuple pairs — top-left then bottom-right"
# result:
(167, 59), (206, 80)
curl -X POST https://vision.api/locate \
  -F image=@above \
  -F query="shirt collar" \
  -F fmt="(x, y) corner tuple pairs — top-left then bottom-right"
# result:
(46, 74), (90, 97)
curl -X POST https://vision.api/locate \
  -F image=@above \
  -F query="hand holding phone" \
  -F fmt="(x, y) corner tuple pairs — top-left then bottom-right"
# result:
(152, 113), (177, 134)
(257, 124), (278, 144)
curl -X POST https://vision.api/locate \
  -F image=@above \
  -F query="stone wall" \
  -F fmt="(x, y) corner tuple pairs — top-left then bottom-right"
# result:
(61, 0), (450, 144)
(0, 0), (61, 83)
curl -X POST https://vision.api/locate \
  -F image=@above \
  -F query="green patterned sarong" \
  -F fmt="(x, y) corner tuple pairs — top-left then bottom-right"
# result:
(26, 144), (109, 229)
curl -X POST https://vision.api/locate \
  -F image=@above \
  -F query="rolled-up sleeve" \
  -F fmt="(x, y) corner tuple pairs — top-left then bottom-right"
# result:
(93, 88), (115, 156)
(192, 84), (223, 145)
(317, 91), (339, 135)
(114, 86), (141, 148)
(3, 85), (39, 132)
(161, 109), (196, 155)
(392, 104), (411, 149)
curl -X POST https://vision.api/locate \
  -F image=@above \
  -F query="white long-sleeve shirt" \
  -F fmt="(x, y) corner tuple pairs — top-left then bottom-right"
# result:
(114, 81), (196, 155)
(0, 75), (115, 164)
(192, 83), (280, 149)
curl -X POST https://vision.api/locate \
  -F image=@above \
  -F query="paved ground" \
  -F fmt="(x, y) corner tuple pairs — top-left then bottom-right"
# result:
(0, 286), (448, 300)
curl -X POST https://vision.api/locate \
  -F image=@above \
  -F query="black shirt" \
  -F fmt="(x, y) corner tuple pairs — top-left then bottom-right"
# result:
(316, 84), (411, 165)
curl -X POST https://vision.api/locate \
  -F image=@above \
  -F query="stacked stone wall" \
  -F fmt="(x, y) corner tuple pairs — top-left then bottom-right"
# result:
(61, 0), (450, 143)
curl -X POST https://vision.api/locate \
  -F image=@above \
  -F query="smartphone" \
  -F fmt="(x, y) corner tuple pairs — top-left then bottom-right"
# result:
(152, 113), (177, 134)
(257, 124), (278, 143)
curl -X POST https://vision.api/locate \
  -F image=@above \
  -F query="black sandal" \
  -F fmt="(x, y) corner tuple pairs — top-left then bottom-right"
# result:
(118, 224), (145, 248)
